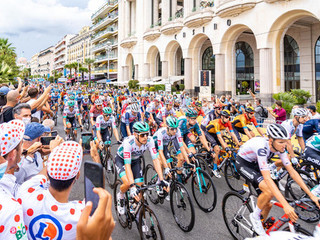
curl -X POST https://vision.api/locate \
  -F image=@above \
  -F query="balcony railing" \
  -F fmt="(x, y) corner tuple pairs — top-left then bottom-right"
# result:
(92, 67), (118, 73)
(92, 40), (118, 52)
(92, 12), (118, 30)
(95, 53), (118, 62)
(92, 26), (118, 41)
(91, 0), (119, 20)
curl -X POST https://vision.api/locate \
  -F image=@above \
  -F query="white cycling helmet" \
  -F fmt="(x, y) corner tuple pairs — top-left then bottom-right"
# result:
(131, 103), (140, 113)
(266, 124), (290, 140)
(292, 108), (308, 117)
(95, 99), (103, 105)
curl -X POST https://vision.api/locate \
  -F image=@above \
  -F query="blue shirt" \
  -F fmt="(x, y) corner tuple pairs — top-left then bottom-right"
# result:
(302, 119), (320, 140)
(178, 116), (202, 136)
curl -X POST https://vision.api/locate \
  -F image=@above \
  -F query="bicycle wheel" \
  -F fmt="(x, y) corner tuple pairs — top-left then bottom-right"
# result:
(138, 205), (165, 240)
(140, 156), (146, 175)
(170, 181), (195, 232)
(114, 180), (129, 228)
(84, 116), (90, 131)
(144, 164), (160, 204)
(54, 115), (58, 126)
(105, 154), (117, 189)
(282, 226), (313, 236)
(191, 168), (217, 213)
(222, 191), (254, 240)
(100, 149), (107, 169)
(224, 159), (245, 192)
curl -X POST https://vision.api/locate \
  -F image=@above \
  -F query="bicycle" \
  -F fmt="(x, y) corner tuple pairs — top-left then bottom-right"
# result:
(83, 110), (90, 131)
(100, 142), (120, 189)
(222, 184), (316, 240)
(144, 164), (196, 232)
(65, 124), (81, 141)
(113, 180), (165, 240)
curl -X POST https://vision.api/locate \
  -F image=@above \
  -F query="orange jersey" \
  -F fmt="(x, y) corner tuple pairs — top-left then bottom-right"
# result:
(206, 119), (233, 134)
(232, 113), (258, 128)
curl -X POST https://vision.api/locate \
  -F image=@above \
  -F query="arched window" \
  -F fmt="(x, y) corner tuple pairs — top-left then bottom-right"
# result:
(202, 47), (215, 93)
(284, 35), (300, 91)
(315, 36), (320, 101)
(156, 53), (162, 76)
(131, 58), (135, 80)
(236, 42), (254, 94)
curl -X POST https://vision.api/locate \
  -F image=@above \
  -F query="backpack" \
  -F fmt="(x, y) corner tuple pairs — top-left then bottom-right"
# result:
(0, 106), (10, 124)
(260, 105), (268, 118)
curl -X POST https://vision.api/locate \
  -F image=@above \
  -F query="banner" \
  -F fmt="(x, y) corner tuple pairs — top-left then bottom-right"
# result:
(199, 70), (211, 100)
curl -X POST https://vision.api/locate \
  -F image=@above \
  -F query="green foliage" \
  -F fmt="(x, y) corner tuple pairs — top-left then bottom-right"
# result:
(241, 81), (249, 89)
(0, 38), (18, 83)
(48, 76), (54, 82)
(149, 87), (155, 91)
(171, 85), (177, 92)
(273, 92), (297, 114)
(154, 84), (165, 91)
(290, 89), (311, 105)
(144, 87), (149, 91)
(179, 84), (185, 91)
(317, 101), (320, 113)
(128, 80), (139, 89)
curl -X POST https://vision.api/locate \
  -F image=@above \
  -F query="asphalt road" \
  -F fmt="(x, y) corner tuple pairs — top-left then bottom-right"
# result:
(52, 112), (317, 240)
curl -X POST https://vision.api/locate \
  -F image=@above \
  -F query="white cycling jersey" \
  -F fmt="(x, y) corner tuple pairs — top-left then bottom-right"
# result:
(153, 127), (183, 150)
(95, 115), (116, 131)
(238, 137), (291, 171)
(156, 107), (176, 120)
(281, 119), (304, 138)
(146, 101), (163, 114)
(117, 135), (158, 164)
(63, 107), (79, 118)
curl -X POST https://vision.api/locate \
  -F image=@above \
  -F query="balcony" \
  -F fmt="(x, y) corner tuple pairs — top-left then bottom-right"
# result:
(91, 13), (118, 32)
(92, 40), (118, 53)
(120, 33), (137, 48)
(216, 0), (256, 18)
(91, 0), (118, 21)
(94, 53), (118, 63)
(92, 26), (118, 43)
(184, 5), (214, 28)
(92, 67), (118, 75)
(143, 27), (161, 41)
(161, 18), (183, 35)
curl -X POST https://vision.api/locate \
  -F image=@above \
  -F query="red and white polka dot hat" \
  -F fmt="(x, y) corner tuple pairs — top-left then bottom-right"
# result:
(47, 141), (83, 180)
(0, 120), (25, 156)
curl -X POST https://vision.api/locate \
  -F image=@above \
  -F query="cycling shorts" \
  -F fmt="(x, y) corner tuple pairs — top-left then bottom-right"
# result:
(232, 125), (252, 142)
(115, 155), (143, 183)
(100, 128), (111, 144)
(201, 125), (220, 147)
(66, 116), (77, 129)
(235, 155), (263, 195)
(82, 105), (88, 111)
(303, 147), (320, 168)
(183, 133), (194, 149)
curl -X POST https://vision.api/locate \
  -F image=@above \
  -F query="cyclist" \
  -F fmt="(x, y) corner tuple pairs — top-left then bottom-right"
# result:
(302, 118), (320, 141)
(145, 97), (163, 125)
(76, 90), (83, 108)
(90, 99), (103, 139)
(302, 134), (320, 169)
(235, 123), (320, 236)
(232, 106), (265, 142)
(120, 103), (142, 138)
(115, 122), (167, 214)
(155, 100), (176, 127)
(194, 101), (205, 117)
(200, 104), (222, 130)
(63, 100), (83, 139)
(51, 89), (60, 112)
(81, 95), (90, 113)
(205, 110), (240, 178)
(281, 108), (308, 164)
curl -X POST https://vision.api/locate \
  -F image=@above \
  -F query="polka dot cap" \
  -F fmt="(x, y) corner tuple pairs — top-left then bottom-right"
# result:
(47, 141), (83, 180)
(0, 120), (25, 156)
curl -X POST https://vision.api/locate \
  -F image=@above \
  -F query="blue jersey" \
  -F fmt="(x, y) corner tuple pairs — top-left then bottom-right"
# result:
(177, 116), (202, 136)
(303, 119), (320, 140)
(51, 93), (60, 101)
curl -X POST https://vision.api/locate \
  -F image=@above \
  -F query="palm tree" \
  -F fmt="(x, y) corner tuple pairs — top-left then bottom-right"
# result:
(79, 67), (88, 81)
(0, 38), (18, 82)
(85, 58), (95, 87)
(0, 60), (13, 83)
(64, 64), (72, 78)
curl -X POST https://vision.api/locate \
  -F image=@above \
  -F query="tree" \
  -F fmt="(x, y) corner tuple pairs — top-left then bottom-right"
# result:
(0, 61), (13, 83)
(0, 38), (18, 82)
(85, 58), (95, 87)
(79, 67), (88, 81)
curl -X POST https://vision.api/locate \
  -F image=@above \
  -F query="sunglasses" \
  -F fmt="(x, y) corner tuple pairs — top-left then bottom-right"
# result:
(190, 118), (197, 120)
(138, 133), (149, 138)
(104, 114), (111, 117)
(223, 116), (230, 119)
(169, 127), (177, 131)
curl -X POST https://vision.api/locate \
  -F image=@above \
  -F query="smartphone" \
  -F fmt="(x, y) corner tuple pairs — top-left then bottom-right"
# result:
(40, 136), (56, 145)
(81, 133), (93, 154)
(50, 130), (58, 137)
(84, 161), (104, 216)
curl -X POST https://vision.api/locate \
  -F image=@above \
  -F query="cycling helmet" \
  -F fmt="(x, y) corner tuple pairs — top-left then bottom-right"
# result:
(131, 97), (138, 103)
(131, 103), (140, 113)
(292, 108), (308, 117)
(195, 101), (202, 107)
(99, 96), (105, 101)
(185, 108), (198, 118)
(68, 101), (75, 107)
(309, 135), (320, 151)
(165, 100), (173, 105)
(166, 116), (179, 128)
(266, 124), (290, 140)
(95, 99), (103, 105)
(133, 122), (150, 133)
(84, 95), (88, 99)
(126, 98), (132, 104)
(76, 91), (81, 94)
(221, 110), (231, 117)
(103, 107), (112, 115)
(245, 106), (254, 113)
(69, 95), (75, 100)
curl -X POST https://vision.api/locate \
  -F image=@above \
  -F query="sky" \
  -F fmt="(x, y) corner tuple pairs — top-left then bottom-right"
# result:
(0, 0), (105, 61)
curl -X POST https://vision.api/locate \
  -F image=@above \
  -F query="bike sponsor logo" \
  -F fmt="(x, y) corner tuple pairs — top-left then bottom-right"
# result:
(152, 148), (157, 154)
(240, 167), (254, 180)
(157, 140), (161, 146)
(29, 214), (63, 240)
(124, 152), (131, 159)
(257, 148), (267, 157)
(307, 156), (320, 166)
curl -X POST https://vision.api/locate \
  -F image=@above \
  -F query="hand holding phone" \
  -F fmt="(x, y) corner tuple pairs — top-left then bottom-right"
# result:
(40, 136), (56, 146)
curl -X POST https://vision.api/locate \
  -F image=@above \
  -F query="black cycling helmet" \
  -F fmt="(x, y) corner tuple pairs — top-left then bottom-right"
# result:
(220, 110), (231, 117)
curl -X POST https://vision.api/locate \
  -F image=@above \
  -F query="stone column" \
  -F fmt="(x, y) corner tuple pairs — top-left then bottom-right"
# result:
(154, 0), (159, 26)
(172, 0), (177, 18)
(162, 61), (168, 79)
(123, 66), (129, 81)
(125, 1), (131, 37)
(259, 48), (273, 105)
(144, 63), (150, 80)
(134, 64), (139, 80)
(184, 58), (192, 93)
(215, 54), (225, 95)
(131, 1), (136, 34)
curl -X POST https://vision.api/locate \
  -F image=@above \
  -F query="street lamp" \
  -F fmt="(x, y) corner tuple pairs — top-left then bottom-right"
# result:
(105, 41), (112, 83)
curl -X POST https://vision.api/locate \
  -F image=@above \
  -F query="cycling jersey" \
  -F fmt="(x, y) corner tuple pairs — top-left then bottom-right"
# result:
(153, 127), (183, 150)
(281, 119), (303, 138)
(206, 118), (233, 135)
(156, 107), (176, 120)
(238, 137), (290, 171)
(306, 135), (320, 153)
(51, 93), (60, 102)
(81, 98), (90, 107)
(117, 135), (158, 164)
(197, 109), (205, 117)
(178, 115), (202, 136)
(302, 119), (320, 140)
(95, 115), (116, 131)
(232, 113), (258, 129)
(121, 110), (141, 125)
(63, 107), (79, 118)
(89, 106), (103, 120)
(201, 110), (219, 127)
(146, 102), (163, 114)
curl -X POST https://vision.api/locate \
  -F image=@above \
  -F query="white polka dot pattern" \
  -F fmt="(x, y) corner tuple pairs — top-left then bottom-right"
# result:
(0, 120), (25, 156)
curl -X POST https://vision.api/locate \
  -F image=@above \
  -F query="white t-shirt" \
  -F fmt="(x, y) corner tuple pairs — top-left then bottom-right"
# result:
(281, 119), (303, 138)
(27, 99), (41, 120)
(16, 175), (84, 240)
(310, 112), (320, 120)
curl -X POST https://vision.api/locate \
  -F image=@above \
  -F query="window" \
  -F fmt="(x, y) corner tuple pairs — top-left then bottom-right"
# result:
(156, 53), (162, 76)
(202, 47), (215, 92)
(284, 35), (300, 91)
(235, 42), (254, 94)
(315, 36), (320, 101)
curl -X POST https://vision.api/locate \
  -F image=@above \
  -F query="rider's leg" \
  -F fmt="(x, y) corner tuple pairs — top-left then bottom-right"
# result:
(256, 180), (273, 220)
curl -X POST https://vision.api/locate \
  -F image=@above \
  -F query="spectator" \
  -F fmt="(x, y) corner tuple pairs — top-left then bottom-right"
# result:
(1, 90), (20, 123)
(268, 100), (286, 124)
(42, 119), (55, 131)
(13, 103), (32, 125)
(307, 105), (320, 119)
(14, 122), (51, 184)
(253, 98), (265, 127)
(17, 141), (84, 240)
(0, 86), (10, 106)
